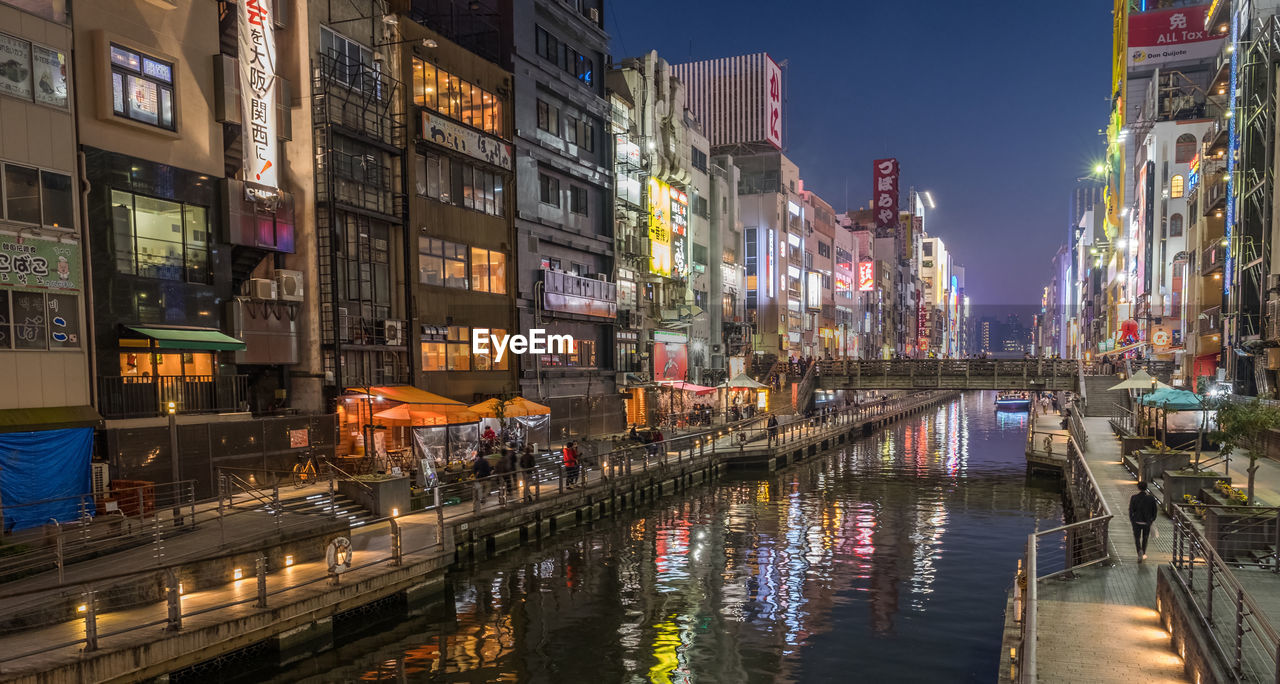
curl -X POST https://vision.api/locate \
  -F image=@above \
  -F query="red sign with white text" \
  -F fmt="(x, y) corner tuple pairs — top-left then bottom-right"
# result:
(764, 55), (782, 150)
(1127, 5), (1221, 69)
(873, 158), (899, 230)
(858, 261), (875, 292)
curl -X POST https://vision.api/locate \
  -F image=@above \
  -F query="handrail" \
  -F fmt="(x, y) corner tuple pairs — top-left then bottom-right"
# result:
(324, 460), (372, 491)
(222, 472), (279, 513)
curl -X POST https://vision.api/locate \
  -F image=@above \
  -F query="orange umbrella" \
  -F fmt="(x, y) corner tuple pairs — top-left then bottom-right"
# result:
(374, 403), (478, 425)
(468, 396), (552, 418)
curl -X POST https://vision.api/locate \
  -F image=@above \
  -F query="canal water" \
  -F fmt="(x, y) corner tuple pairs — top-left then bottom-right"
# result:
(270, 392), (1063, 683)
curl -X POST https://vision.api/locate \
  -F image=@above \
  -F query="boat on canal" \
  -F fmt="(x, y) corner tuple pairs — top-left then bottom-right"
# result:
(994, 391), (1031, 411)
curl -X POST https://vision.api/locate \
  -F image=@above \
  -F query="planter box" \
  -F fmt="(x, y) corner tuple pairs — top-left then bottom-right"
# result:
(1161, 472), (1227, 515)
(339, 476), (410, 518)
(1135, 450), (1191, 485)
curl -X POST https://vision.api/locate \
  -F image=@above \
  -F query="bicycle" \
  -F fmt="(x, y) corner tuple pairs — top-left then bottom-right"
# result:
(292, 453), (318, 489)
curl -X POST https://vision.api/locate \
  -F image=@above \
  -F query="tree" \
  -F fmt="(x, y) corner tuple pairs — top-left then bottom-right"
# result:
(1215, 397), (1280, 505)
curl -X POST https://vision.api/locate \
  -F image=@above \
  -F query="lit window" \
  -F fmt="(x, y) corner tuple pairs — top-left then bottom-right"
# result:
(109, 44), (174, 130)
(470, 247), (507, 294)
(1170, 174), (1185, 198)
(417, 237), (468, 288)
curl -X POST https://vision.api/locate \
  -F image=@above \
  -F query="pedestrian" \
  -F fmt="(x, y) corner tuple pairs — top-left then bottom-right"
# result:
(562, 441), (579, 487)
(519, 443), (537, 502)
(1129, 481), (1159, 561)
(472, 452), (493, 503)
(767, 415), (779, 446)
(497, 446), (517, 495)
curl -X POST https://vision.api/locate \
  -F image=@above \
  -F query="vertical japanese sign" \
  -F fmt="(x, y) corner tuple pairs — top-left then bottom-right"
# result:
(238, 0), (277, 188)
(858, 261), (875, 292)
(764, 55), (782, 150)
(873, 158), (899, 231)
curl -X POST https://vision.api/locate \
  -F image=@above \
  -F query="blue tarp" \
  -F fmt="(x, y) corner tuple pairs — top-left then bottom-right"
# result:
(0, 427), (93, 532)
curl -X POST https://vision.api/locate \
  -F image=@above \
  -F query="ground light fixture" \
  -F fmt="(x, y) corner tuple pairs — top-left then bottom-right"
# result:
(285, 555), (294, 566)
(233, 568), (243, 580)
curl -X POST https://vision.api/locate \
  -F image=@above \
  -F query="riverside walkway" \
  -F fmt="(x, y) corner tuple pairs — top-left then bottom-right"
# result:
(0, 391), (956, 683)
(1028, 411), (1188, 683)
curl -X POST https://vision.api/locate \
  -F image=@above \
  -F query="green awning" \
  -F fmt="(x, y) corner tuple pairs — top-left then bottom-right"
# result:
(0, 405), (102, 434)
(126, 326), (247, 351)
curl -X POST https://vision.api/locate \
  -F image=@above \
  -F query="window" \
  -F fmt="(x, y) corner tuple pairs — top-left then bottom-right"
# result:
(1176, 133), (1198, 163)
(923, 242), (933, 256)
(536, 26), (561, 67)
(421, 339), (446, 372)
(412, 57), (505, 137)
(1171, 174), (1185, 198)
(0, 34), (68, 108)
(110, 44), (174, 130)
(570, 185), (588, 215)
(1169, 213), (1184, 238)
(110, 190), (210, 283)
(119, 350), (213, 377)
(579, 119), (594, 152)
(540, 174), (560, 206)
(817, 241), (831, 258)
(415, 151), (503, 217)
(692, 195), (709, 218)
(446, 326), (470, 370)
(470, 247), (507, 294)
(565, 116), (578, 145)
(473, 328), (509, 371)
(320, 27), (381, 99)
(537, 99), (559, 135)
(535, 25), (594, 86)
(692, 243), (708, 266)
(415, 151), (451, 202)
(1, 160), (75, 229)
(418, 237), (469, 288)
(0, 290), (81, 351)
(691, 147), (708, 173)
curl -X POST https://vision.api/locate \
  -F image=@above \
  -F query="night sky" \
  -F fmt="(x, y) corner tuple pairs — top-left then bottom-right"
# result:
(609, 0), (1113, 307)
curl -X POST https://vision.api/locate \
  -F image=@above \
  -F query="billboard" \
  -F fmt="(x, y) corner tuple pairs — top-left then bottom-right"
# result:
(238, 0), (278, 188)
(858, 261), (875, 292)
(764, 55), (783, 149)
(806, 271), (822, 310)
(653, 340), (688, 381)
(647, 178), (688, 278)
(873, 158), (899, 231)
(1127, 6), (1221, 70)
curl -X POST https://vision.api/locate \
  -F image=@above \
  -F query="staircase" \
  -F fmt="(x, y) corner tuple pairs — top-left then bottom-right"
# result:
(1081, 374), (1130, 418)
(278, 491), (377, 528)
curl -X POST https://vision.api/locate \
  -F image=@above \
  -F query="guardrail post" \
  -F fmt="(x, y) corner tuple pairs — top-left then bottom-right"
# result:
(1236, 588), (1245, 675)
(558, 466), (565, 494)
(434, 486), (444, 547)
(389, 518), (403, 566)
(329, 479), (337, 520)
(255, 553), (268, 608)
(83, 588), (98, 651)
(1207, 559), (1215, 624)
(272, 484), (281, 529)
(54, 525), (64, 584)
(473, 481), (483, 514)
(165, 568), (181, 630)
(153, 514), (164, 566)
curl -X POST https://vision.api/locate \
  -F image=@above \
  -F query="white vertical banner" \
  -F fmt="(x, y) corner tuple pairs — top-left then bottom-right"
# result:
(238, 0), (278, 188)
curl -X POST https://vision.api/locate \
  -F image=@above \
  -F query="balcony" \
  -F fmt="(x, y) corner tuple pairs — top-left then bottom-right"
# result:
(1198, 306), (1222, 336)
(1200, 244), (1224, 276)
(98, 375), (250, 420)
(542, 269), (618, 319)
(1203, 179), (1228, 217)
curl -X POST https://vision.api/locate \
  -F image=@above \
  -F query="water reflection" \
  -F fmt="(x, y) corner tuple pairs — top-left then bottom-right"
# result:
(275, 392), (1061, 683)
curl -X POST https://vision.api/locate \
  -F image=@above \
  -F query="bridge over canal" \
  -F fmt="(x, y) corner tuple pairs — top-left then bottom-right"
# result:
(816, 358), (1079, 392)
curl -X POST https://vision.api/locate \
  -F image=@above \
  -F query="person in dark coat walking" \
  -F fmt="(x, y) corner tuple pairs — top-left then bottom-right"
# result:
(472, 452), (493, 503)
(519, 444), (537, 502)
(767, 415), (779, 446)
(1129, 481), (1159, 561)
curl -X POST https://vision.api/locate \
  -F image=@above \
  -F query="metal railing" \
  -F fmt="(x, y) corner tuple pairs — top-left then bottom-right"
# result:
(0, 391), (959, 669)
(1014, 431), (1113, 683)
(0, 481), (198, 583)
(1169, 504), (1280, 681)
(96, 374), (249, 419)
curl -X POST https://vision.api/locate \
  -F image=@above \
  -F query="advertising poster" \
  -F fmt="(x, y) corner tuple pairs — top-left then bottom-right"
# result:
(872, 158), (899, 231)
(0, 33), (32, 100)
(858, 261), (875, 292)
(764, 54), (782, 149)
(31, 45), (66, 107)
(0, 238), (81, 291)
(647, 178), (687, 277)
(653, 341), (688, 381)
(1127, 5), (1221, 70)
(239, 0), (279, 187)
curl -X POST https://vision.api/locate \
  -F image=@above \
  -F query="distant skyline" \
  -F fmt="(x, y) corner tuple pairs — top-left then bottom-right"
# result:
(609, 0), (1112, 305)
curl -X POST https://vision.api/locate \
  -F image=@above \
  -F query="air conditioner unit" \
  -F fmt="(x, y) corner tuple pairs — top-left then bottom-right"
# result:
(596, 273), (610, 282)
(589, 7), (599, 22)
(382, 319), (405, 346)
(1268, 273), (1280, 292)
(248, 278), (277, 300)
(276, 270), (304, 301)
(91, 463), (110, 495)
(338, 307), (350, 342)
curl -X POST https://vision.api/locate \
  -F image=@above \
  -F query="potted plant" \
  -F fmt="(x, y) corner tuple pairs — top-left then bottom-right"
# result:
(1215, 397), (1280, 505)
